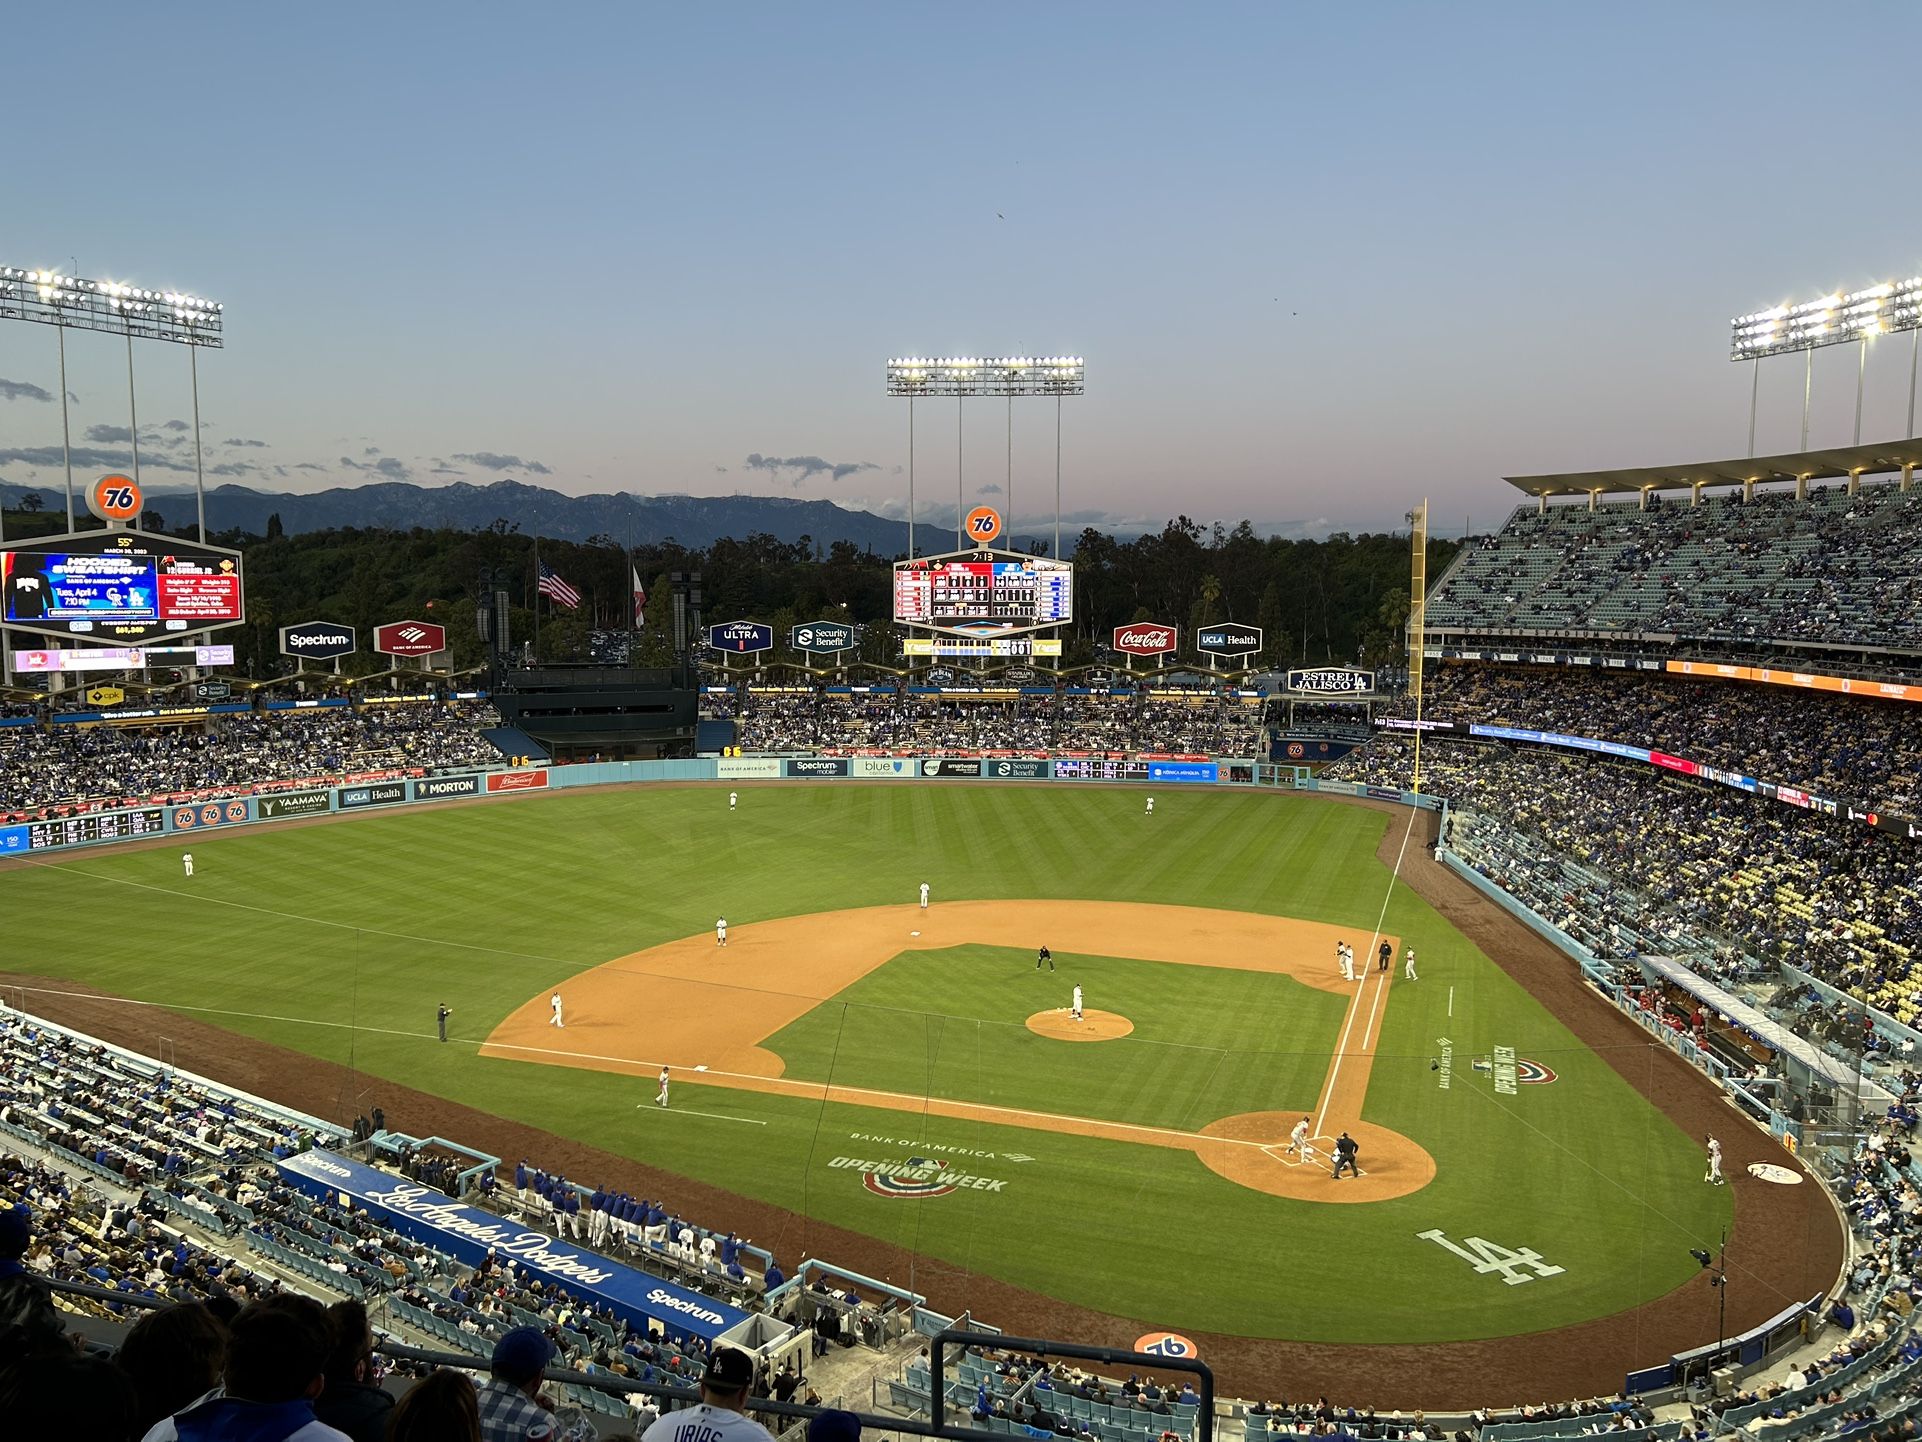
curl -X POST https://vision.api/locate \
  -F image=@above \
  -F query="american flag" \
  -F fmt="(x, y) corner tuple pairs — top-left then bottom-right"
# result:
(537, 562), (582, 609)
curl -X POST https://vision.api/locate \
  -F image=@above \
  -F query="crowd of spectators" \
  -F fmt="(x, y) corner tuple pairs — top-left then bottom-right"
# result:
(1328, 736), (1922, 1024)
(720, 689), (1264, 756)
(0, 700), (501, 813)
(1427, 482), (1922, 651)
(1390, 665), (1921, 812)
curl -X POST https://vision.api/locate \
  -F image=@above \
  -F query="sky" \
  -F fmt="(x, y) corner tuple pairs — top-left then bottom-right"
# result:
(4, 1), (1922, 539)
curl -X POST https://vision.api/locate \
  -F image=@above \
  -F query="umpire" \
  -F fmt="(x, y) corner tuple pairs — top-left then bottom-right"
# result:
(1332, 1132), (1360, 1179)
(437, 1004), (452, 1042)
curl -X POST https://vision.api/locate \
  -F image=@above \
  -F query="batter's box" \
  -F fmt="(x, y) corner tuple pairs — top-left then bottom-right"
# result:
(1262, 1133), (1341, 1169)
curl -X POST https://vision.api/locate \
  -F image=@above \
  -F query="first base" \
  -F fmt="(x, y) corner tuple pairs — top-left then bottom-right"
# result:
(911, 930), (921, 937)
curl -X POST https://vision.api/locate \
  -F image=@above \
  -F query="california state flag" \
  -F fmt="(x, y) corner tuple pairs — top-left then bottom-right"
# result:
(631, 567), (647, 627)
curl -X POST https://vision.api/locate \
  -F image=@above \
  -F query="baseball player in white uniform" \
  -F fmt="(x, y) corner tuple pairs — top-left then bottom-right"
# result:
(1338, 942), (1353, 981)
(1404, 946), (1418, 980)
(1705, 1135), (1724, 1184)
(657, 1066), (670, 1108)
(716, 916), (727, 947)
(729, 791), (738, 811)
(1287, 1116), (1312, 1157)
(182, 852), (194, 878)
(919, 882), (930, 910)
(1072, 984), (1083, 1021)
(1145, 796), (1155, 815)
(550, 992), (564, 1028)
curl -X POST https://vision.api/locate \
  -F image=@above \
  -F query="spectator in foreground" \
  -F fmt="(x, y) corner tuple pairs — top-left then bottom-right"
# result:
(476, 1325), (592, 1442)
(640, 1347), (775, 1442)
(808, 1409), (863, 1442)
(0, 1349), (140, 1440)
(142, 1292), (351, 1441)
(116, 1301), (231, 1436)
(388, 1368), (482, 1442)
(0, 1271), (71, 1358)
(314, 1299), (393, 1442)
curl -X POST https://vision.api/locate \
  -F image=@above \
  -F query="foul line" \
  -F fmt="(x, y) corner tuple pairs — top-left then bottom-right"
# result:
(484, 1035), (1278, 1155)
(1313, 804), (1420, 1126)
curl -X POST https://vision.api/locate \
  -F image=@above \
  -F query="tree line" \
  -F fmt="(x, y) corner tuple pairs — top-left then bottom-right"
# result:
(0, 505), (1457, 679)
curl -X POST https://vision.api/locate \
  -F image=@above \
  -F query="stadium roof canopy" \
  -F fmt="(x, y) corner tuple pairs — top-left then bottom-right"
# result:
(1505, 435), (1922, 499)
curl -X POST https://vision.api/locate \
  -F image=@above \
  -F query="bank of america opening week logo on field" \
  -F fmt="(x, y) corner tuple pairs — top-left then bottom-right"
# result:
(830, 1152), (1011, 1199)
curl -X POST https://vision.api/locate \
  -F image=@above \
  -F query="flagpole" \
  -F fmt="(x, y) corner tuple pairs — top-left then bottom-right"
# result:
(532, 537), (541, 662)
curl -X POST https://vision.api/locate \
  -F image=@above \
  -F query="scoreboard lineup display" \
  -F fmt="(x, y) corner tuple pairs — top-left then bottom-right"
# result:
(0, 531), (244, 643)
(892, 550), (1072, 637)
(26, 807), (167, 849)
(1053, 759), (1151, 780)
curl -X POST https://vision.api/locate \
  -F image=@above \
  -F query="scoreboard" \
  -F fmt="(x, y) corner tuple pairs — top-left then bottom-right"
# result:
(1052, 759), (1150, 781)
(26, 807), (166, 849)
(893, 550), (1072, 638)
(1, 530), (244, 643)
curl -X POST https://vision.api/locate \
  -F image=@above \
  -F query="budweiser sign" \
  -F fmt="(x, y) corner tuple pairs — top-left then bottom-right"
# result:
(1112, 623), (1178, 657)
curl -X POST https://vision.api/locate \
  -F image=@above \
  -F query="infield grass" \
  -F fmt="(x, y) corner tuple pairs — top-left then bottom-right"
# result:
(0, 783), (1733, 1342)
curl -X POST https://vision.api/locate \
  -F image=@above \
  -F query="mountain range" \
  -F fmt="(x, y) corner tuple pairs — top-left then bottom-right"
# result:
(0, 478), (1059, 553)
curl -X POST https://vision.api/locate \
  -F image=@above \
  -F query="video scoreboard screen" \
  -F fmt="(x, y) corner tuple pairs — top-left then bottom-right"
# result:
(2, 531), (244, 643)
(1052, 759), (1150, 781)
(26, 807), (166, 849)
(893, 550), (1072, 638)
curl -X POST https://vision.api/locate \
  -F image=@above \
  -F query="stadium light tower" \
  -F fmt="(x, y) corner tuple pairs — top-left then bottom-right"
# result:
(886, 356), (1085, 557)
(1731, 277), (1922, 455)
(0, 265), (225, 538)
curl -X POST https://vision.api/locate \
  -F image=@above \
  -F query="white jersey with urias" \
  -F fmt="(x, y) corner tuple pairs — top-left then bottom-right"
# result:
(641, 1403), (775, 1442)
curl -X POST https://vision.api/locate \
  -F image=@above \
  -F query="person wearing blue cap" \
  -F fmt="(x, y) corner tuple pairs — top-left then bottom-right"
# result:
(476, 1326), (592, 1442)
(808, 1409), (862, 1442)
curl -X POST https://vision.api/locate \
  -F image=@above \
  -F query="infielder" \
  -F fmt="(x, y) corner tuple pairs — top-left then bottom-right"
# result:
(1037, 945), (1054, 971)
(919, 882), (930, 910)
(1404, 946), (1418, 981)
(1705, 1135), (1724, 1185)
(729, 791), (738, 812)
(1071, 984), (1083, 1022)
(716, 916), (728, 947)
(1145, 796), (1155, 815)
(182, 852), (194, 878)
(549, 992), (565, 1028)
(1338, 943), (1353, 982)
(657, 1066), (670, 1108)
(1287, 1116), (1312, 1158)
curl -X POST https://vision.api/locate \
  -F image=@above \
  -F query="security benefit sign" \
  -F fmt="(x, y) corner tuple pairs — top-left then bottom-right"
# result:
(790, 621), (857, 654)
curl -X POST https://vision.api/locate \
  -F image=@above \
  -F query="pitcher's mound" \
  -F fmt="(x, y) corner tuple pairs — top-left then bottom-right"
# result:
(1027, 1009), (1133, 1041)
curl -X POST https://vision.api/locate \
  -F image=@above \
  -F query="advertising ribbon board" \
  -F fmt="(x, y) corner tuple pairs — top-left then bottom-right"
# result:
(337, 781), (408, 810)
(1147, 761), (1218, 784)
(257, 790), (331, 819)
(783, 758), (849, 777)
(412, 775), (481, 801)
(276, 1150), (750, 1343)
(717, 757), (784, 779)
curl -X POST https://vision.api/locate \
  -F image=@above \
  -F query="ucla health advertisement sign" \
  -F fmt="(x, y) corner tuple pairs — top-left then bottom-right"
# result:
(277, 1150), (750, 1342)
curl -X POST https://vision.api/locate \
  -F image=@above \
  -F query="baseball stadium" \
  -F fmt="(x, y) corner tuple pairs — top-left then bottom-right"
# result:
(3, 24), (1922, 1442)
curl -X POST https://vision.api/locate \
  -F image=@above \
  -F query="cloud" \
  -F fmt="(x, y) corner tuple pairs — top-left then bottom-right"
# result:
(208, 462), (257, 477)
(713, 465), (729, 474)
(454, 451), (551, 475)
(363, 445), (380, 456)
(291, 462), (326, 471)
(340, 455), (412, 480)
(84, 421), (193, 448)
(162, 419), (190, 433)
(0, 379), (54, 403)
(742, 453), (879, 485)
(976, 483), (1003, 495)
(223, 437), (268, 447)
(0, 444), (195, 473)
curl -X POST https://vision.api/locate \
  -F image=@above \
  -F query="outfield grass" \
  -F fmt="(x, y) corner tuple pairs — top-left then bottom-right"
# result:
(0, 783), (1732, 1342)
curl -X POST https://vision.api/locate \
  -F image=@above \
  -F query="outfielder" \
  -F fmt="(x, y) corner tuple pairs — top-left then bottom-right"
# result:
(1404, 946), (1418, 981)
(657, 1066), (670, 1109)
(1287, 1115), (1312, 1158)
(1705, 1134), (1724, 1185)
(919, 882), (929, 910)
(549, 992), (565, 1028)
(729, 791), (738, 812)
(182, 852), (194, 878)
(716, 916), (728, 947)
(1072, 984), (1083, 1022)
(1145, 795), (1155, 815)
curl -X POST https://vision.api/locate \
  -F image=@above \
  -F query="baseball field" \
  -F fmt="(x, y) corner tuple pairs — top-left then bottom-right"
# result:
(0, 783), (1840, 1399)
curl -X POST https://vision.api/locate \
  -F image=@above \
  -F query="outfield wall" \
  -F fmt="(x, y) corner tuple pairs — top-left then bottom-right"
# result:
(1, 754), (1267, 856)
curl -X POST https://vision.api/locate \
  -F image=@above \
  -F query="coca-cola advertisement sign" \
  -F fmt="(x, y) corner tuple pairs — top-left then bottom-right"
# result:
(1112, 623), (1178, 657)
